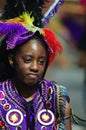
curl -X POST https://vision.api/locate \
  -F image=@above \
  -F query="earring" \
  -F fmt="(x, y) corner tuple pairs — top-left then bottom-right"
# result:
(9, 61), (13, 67)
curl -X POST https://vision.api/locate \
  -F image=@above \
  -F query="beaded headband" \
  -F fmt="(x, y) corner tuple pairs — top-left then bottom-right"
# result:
(0, 0), (63, 65)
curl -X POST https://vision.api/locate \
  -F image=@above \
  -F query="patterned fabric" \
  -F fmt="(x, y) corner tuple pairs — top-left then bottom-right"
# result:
(0, 80), (69, 130)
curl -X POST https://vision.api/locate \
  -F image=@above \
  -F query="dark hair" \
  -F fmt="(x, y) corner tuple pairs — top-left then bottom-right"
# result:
(0, 39), (12, 81)
(0, 32), (49, 81)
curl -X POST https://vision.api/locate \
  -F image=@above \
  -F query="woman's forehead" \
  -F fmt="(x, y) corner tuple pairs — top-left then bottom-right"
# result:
(18, 39), (47, 55)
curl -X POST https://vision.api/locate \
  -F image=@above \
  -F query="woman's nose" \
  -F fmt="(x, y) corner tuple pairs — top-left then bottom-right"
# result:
(30, 61), (38, 72)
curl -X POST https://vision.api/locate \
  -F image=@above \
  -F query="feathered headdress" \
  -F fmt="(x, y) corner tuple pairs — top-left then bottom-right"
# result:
(0, 0), (63, 65)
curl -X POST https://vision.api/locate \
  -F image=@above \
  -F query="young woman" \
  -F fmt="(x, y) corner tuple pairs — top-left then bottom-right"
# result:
(0, 0), (72, 129)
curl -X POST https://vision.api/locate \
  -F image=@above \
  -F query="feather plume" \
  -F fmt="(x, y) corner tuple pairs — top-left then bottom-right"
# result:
(1, 0), (64, 27)
(1, 0), (49, 27)
(7, 12), (34, 26)
(6, 12), (43, 34)
(43, 28), (63, 65)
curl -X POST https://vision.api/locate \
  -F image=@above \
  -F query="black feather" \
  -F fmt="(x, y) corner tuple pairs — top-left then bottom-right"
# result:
(0, 0), (49, 27)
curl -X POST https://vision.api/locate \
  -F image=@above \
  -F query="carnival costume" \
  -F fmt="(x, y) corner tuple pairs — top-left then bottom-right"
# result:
(0, 0), (72, 130)
(0, 79), (69, 130)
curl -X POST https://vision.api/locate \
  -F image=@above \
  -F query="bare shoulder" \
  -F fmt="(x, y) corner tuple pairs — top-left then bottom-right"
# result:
(65, 101), (72, 130)
(65, 101), (71, 116)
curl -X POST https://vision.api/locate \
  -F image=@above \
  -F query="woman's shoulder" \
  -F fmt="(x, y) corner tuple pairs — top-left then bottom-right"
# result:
(47, 80), (70, 103)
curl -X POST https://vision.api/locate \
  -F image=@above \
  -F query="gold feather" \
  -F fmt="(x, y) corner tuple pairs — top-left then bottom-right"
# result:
(7, 12), (34, 25)
(7, 12), (43, 34)
(17, 12), (34, 26)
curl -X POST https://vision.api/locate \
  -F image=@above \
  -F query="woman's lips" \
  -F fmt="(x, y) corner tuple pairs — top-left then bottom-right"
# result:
(27, 73), (38, 79)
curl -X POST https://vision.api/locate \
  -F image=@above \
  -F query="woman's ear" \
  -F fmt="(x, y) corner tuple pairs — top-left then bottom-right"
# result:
(8, 54), (14, 67)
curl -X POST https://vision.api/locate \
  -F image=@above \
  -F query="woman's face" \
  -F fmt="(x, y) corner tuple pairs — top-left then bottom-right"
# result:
(11, 39), (48, 86)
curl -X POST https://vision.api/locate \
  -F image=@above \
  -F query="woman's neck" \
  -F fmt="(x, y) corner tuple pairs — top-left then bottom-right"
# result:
(12, 80), (38, 100)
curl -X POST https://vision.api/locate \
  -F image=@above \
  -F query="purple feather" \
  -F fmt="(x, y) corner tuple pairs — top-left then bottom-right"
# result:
(0, 22), (34, 50)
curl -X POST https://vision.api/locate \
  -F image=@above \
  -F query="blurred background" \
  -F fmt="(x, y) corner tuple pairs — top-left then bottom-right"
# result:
(45, 0), (86, 130)
(0, 0), (86, 129)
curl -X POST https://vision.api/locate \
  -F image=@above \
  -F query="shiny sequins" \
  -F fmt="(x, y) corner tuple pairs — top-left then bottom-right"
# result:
(41, 126), (47, 130)
(16, 126), (22, 130)
(37, 109), (54, 126)
(6, 109), (23, 126)
(0, 91), (11, 110)
(3, 103), (11, 110)
(1, 99), (6, 105)
(0, 91), (5, 100)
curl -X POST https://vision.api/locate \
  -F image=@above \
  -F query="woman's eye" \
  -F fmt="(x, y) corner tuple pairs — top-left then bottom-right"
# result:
(39, 59), (46, 65)
(23, 58), (32, 63)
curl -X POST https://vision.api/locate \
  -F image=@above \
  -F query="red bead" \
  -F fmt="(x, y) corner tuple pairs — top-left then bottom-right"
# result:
(48, 88), (51, 95)
(46, 101), (52, 109)
(55, 119), (59, 125)
(4, 104), (10, 110)
(0, 121), (5, 127)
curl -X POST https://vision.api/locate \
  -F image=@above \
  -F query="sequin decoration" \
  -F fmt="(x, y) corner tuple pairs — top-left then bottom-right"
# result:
(16, 126), (22, 130)
(1, 99), (6, 105)
(6, 109), (23, 126)
(37, 109), (54, 126)
(0, 91), (5, 100)
(0, 120), (5, 127)
(46, 101), (52, 109)
(41, 126), (47, 130)
(3, 103), (11, 110)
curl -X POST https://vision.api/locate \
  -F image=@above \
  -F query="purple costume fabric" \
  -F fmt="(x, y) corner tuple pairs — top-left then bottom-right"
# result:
(0, 80), (69, 130)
